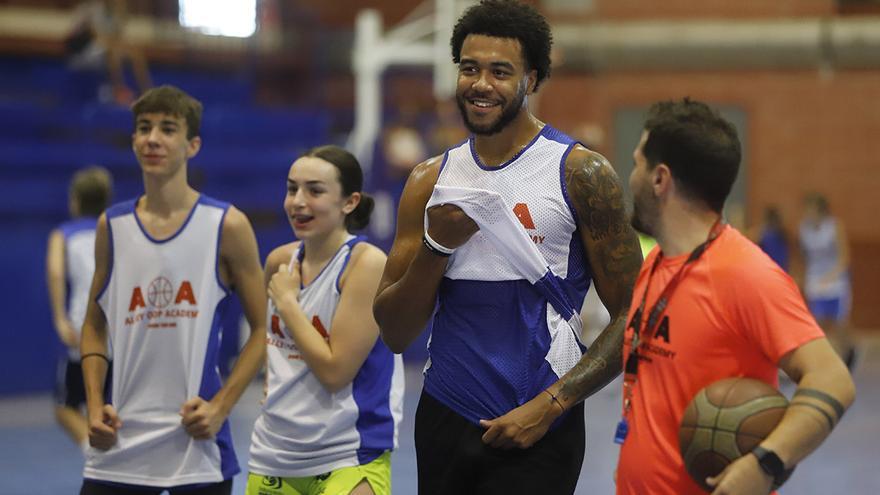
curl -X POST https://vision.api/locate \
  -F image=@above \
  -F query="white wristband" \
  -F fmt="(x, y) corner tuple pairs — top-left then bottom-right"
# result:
(423, 229), (456, 256)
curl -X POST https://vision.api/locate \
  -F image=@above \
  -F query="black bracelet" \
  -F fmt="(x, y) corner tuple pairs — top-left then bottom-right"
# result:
(81, 353), (110, 364)
(422, 235), (452, 257)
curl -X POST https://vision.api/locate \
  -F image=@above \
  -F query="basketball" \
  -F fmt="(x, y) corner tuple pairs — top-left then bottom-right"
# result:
(679, 377), (790, 492)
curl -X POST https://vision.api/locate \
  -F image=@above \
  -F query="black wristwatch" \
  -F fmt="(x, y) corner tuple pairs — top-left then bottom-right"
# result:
(751, 445), (787, 483)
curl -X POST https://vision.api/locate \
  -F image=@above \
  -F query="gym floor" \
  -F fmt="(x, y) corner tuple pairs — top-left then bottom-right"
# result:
(2, 334), (878, 495)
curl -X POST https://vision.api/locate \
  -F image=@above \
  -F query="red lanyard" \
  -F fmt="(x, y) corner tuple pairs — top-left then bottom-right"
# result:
(621, 218), (725, 416)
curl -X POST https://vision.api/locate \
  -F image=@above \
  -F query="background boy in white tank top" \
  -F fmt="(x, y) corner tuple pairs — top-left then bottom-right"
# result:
(46, 165), (113, 451)
(78, 86), (267, 495)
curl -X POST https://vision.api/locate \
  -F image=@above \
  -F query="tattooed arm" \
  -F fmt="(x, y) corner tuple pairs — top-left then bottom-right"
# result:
(480, 146), (642, 449)
(553, 146), (642, 406)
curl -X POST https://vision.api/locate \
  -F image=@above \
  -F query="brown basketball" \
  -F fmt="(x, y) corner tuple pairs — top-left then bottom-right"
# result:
(679, 377), (789, 492)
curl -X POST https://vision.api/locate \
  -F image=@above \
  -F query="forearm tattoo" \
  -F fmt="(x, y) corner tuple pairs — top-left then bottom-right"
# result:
(559, 319), (625, 404)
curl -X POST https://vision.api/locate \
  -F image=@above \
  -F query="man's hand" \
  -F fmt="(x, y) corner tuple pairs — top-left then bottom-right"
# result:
(479, 392), (563, 450)
(180, 397), (226, 440)
(425, 204), (479, 249)
(706, 454), (774, 495)
(88, 404), (121, 450)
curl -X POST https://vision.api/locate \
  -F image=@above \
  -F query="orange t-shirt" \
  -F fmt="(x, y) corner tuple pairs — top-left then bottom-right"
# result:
(616, 226), (824, 495)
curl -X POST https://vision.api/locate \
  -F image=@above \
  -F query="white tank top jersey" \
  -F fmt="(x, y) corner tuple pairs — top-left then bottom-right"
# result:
(799, 217), (850, 299)
(249, 236), (404, 478)
(424, 126), (593, 425)
(59, 217), (98, 361)
(85, 195), (238, 488)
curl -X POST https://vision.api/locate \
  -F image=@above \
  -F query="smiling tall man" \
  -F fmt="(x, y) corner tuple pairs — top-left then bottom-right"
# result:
(79, 86), (267, 495)
(372, 1), (643, 493)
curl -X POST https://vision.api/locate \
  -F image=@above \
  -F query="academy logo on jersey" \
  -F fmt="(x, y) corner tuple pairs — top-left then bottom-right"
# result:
(513, 203), (545, 244)
(125, 276), (199, 327)
(267, 312), (330, 360)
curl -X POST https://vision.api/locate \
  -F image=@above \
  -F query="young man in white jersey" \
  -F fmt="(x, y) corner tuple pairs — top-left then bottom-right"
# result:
(246, 145), (402, 495)
(79, 85), (267, 495)
(46, 165), (113, 450)
(373, 1), (643, 493)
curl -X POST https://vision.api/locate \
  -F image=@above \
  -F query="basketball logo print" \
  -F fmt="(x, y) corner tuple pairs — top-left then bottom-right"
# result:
(147, 276), (174, 308)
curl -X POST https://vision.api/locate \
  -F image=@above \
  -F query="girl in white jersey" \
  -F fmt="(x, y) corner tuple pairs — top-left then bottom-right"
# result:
(247, 146), (403, 495)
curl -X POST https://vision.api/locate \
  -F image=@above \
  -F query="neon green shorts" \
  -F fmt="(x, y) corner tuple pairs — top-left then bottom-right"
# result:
(246, 451), (391, 495)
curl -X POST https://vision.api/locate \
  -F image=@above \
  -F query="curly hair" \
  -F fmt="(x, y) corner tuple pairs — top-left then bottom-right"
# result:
(451, 0), (553, 90)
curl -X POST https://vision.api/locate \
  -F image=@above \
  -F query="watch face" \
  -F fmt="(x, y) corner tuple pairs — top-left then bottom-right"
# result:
(760, 453), (785, 475)
(754, 447), (785, 476)
(753, 446), (795, 488)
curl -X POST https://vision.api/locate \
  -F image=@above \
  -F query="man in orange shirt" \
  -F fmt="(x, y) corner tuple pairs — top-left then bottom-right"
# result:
(616, 98), (855, 495)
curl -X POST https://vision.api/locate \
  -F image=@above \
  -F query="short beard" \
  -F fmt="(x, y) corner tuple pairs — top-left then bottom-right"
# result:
(456, 83), (526, 136)
(630, 197), (656, 237)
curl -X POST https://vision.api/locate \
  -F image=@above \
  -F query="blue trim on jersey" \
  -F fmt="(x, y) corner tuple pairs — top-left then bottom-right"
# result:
(437, 139), (465, 176)
(298, 236), (356, 290)
(468, 126), (549, 171)
(425, 278), (571, 424)
(132, 194), (203, 244)
(198, 195), (231, 210)
(59, 217), (98, 240)
(558, 142), (581, 226)
(352, 338), (397, 464)
(533, 271), (576, 320)
(212, 201), (232, 295)
(95, 201), (136, 302)
(104, 199), (138, 219)
(59, 218), (98, 314)
(541, 126), (576, 146)
(334, 235), (368, 293)
(197, 292), (240, 480)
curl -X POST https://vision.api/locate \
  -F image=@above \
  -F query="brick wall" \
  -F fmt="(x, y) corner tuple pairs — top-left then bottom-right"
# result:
(589, 0), (833, 19)
(538, 69), (880, 327)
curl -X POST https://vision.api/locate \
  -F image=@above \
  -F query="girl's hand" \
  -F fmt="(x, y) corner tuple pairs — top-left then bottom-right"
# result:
(268, 262), (301, 308)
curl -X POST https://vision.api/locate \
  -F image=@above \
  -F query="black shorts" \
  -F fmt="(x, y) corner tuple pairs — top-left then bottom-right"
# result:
(80, 479), (232, 495)
(415, 390), (585, 495)
(54, 357), (113, 409)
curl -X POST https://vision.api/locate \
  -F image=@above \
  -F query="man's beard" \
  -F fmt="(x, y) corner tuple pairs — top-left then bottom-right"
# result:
(630, 192), (656, 237)
(456, 84), (526, 136)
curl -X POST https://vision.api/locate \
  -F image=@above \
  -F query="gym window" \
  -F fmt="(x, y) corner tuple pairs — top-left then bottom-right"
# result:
(178, 0), (257, 38)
